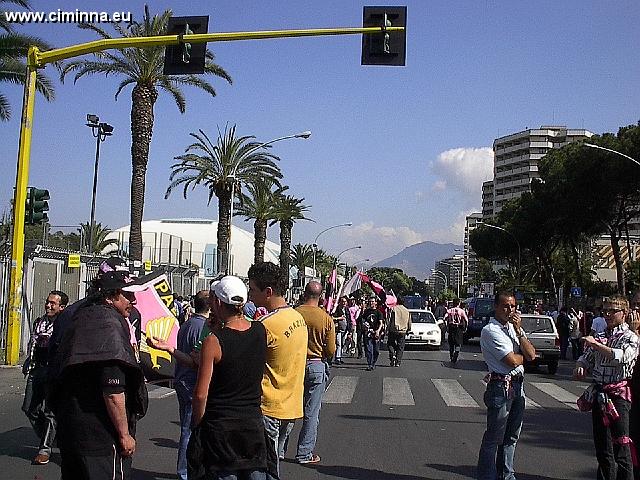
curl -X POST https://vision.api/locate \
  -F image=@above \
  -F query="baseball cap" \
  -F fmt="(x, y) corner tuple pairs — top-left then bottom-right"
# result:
(96, 271), (146, 292)
(99, 257), (129, 274)
(212, 276), (247, 306)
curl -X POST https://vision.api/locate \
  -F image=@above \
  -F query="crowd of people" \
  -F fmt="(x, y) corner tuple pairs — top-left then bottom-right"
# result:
(18, 259), (640, 479)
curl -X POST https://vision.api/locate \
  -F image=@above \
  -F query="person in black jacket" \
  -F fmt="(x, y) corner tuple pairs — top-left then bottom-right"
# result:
(52, 271), (148, 480)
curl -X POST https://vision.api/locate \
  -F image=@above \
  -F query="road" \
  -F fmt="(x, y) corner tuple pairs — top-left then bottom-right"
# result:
(0, 343), (597, 480)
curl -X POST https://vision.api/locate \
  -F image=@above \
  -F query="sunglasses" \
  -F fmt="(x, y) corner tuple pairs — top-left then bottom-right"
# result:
(602, 308), (623, 315)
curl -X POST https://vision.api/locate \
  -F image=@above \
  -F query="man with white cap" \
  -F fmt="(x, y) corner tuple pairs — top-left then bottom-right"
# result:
(247, 262), (308, 476)
(189, 275), (276, 479)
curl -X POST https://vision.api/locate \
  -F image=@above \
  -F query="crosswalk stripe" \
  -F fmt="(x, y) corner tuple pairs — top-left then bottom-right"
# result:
(432, 379), (479, 407)
(323, 376), (358, 404)
(530, 382), (579, 410)
(479, 380), (541, 409)
(383, 377), (415, 405)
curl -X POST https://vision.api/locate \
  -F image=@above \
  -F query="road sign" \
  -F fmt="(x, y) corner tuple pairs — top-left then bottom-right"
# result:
(571, 287), (582, 297)
(145, 260), (152, 272)
(67, 253), (80, 268)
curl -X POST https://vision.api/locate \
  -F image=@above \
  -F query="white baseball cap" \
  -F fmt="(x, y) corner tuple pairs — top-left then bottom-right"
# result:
(212, 276), (248, 306)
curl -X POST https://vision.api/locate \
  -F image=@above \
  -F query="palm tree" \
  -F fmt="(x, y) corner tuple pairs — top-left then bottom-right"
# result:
(290, 243), (314, 276)
(235, 179), (287, 265)
(1, 0), (56, 121)
(271, 194), (312, 290)
(60, 6), (232, 262)
(78, 222), (119, 254)
(165, 125), (283, 274)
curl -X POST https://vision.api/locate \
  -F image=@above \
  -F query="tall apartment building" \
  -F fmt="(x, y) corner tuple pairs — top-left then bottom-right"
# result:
(485, 126), (594, 217)
(464, 213), (483, 286)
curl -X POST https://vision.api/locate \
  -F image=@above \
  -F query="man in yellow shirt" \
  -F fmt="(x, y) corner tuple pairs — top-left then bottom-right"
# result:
(248, 262), (308, 477)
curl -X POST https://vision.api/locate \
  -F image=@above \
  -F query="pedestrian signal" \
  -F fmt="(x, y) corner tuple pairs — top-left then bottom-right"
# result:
(361, 6), (407, 66)
(163, 16), (209, 75)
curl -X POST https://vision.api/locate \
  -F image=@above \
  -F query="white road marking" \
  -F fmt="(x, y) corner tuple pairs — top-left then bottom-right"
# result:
(432, 379), (479, 407)
(147, 386), (176, 399)
(530, 382), (579, 410)
(383, 377), (415, 405)
(323, 376), (358, 404)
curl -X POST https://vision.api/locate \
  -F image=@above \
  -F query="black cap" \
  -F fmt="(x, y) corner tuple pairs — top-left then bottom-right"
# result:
(96, 271), (146, 292)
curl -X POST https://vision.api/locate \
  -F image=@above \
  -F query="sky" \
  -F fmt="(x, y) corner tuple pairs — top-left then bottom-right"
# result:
(1, 1), (639, 265)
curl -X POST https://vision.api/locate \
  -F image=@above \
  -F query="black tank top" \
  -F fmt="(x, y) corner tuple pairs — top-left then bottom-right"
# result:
(205, 321), (266, 420)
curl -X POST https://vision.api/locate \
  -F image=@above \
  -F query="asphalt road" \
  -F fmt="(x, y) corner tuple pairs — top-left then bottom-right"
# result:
(0, 342), (598, 480)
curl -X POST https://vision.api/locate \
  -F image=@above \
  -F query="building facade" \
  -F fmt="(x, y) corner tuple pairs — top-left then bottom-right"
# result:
(464, 213), (483, 288)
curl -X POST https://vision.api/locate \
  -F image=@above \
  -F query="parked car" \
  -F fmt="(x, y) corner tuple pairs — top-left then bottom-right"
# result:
(520, 314), (560, 374)
(464, 297), (494, 342)
(405, 309), (441, 349)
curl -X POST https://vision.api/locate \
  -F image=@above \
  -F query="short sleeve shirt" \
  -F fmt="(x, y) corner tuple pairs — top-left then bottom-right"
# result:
(480, 319), (521, 375)
(591, 316), (607, 334)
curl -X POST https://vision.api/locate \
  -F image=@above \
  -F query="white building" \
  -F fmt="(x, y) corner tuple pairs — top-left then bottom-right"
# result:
(107, 218), (280, 278)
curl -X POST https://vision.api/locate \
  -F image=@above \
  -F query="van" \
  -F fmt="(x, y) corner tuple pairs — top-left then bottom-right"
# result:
(465, 297), (494, 341)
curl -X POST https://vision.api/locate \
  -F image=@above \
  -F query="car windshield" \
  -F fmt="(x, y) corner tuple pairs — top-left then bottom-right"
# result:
(410, 312), (436, 324)
(521, 316), (554, 334)
(475, 300), (493, 316)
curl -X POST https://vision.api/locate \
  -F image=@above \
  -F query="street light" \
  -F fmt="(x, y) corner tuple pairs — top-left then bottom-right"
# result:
(477, 221), (521, 283)
(336, 245), (362, 263)
(352, 258), (371, 270)
(440, 261), (461, 298)
(226, 130), (311, 273)
(312, 222), (353, 276)
(431, 269), (448, 293)
(86, 114), (113, 254)
(584, 143), (640, 168)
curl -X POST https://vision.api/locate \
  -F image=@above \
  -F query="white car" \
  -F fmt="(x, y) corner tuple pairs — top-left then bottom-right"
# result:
(405, 309), (442, 349)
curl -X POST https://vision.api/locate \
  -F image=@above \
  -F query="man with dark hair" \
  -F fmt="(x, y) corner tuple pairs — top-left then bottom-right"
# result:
(23, 289), (68, 465)
(147, 290), (209, 480)
(477, 291), (535, 480)
(53, 271), (148, 480)
(444, 298), (468, 364)
(360, 298), (384, 371)
(248, 262), (308, 477)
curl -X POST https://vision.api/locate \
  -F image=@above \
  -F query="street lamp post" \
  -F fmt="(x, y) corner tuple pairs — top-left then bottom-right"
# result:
(431, 269), (448, 295)
(336, 245), (362, 263)
(584, 143), (640, 168)
(312, 222), (353, 277)
(352, 258), (370, 271)
(226, 130), (311, 274)
(478, 221), (521, 283)
(85, 114), (113, 254)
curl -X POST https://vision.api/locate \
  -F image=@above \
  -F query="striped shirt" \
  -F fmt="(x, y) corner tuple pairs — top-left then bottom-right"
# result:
(577, 323), (639, 385)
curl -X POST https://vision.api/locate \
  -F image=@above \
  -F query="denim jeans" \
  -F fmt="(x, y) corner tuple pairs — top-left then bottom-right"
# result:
(592, 396), (633, 480)
(175, 379), (194, 480)
(296, 361), (329, 461)
(477, 378), (526, 480)
(263, 415), (294, 478)
(22, 364), (56, 455)
(365, 337), (380, 367)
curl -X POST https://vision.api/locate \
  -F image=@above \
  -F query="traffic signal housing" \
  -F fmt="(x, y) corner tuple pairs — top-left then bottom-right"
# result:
(163, 16), (209, 75)
(25, 187), (49, 225)
(361, 6), (407, 66)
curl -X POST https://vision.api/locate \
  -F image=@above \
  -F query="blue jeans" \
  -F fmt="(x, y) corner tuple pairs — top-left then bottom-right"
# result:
(263, 415), (294, 478)
(477, 378), (526, 480)
(365, 337), (380, 367)
(176, 379), (194, 480)
(296, 361), (329, 461)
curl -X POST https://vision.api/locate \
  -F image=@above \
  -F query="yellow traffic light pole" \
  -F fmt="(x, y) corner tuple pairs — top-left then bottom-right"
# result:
(6, 25), (404, 364)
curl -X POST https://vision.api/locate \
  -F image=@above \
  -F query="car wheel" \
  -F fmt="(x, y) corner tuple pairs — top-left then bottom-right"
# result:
(548, 361), (558, 375)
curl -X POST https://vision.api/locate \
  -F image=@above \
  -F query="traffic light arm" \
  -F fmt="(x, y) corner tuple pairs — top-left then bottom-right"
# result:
(34, 26), (405, 66)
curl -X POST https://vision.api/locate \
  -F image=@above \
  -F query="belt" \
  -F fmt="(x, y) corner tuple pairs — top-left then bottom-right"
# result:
(306, 357), (323, 362)
(487, 372), (524, 382)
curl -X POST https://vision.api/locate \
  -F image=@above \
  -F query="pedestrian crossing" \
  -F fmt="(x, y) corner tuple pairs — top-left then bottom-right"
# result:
(323, 374), (587, 411)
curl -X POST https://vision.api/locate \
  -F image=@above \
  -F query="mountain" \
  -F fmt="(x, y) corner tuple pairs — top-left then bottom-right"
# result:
(372, 241), (463, 279)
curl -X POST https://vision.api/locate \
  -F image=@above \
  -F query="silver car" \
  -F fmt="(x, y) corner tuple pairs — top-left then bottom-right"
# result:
(520, 314), (560, 374)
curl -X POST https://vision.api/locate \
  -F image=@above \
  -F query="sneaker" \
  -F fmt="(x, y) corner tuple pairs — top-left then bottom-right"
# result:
(34, 453), (50, 465)
(366, 366), (373, 371)
(298, 454), (321, 464)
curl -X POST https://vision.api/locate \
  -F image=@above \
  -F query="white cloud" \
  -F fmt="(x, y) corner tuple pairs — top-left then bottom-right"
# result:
(429, 147), (494, 205)
(341, 222), (427, 263)
(423, 210), (469, 244)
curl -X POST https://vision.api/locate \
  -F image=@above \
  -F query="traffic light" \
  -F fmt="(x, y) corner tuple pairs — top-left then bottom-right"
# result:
(163, 16), (209, 75)
(361, 6), (407, 66)
(25, 187), (49, 225)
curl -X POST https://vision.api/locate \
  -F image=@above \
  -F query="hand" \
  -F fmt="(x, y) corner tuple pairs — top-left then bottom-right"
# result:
(508, 311), (522, 332)
(627, 310), (640, 333)
(190, 349), (201, 367)
(582, 335), (597, 348)
(574, 365), (586, 380)
(146, 336), (173, 354)
(119, 433), (136, 457)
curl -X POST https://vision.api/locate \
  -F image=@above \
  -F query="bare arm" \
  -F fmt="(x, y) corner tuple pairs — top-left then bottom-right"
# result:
(509, 312), (536, 362)
(146, 336), (196, 369)
(191, 335), (221, 427)
(103, 392), (135, 456)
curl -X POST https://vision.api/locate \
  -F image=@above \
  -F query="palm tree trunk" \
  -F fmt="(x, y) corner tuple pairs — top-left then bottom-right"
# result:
(254, 219), (267, 265)
(279, 220), (293, 292)
(217, 186), (232, 274)
(128, 83), (158, 263)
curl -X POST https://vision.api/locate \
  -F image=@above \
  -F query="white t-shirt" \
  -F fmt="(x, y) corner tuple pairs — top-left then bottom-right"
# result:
(591, 316), (607, 334)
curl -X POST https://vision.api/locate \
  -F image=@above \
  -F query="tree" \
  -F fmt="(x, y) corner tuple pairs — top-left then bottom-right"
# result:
(78, 222), (118, 253)
(1, 0), (56, 121)
(235, 179), (286, 265)
(365, 267), (412, 296)
(271, 194), (312, 290)
(290, 243), (314, 276)
(61, 6), (232, 262)
(165, 126), (282, 274)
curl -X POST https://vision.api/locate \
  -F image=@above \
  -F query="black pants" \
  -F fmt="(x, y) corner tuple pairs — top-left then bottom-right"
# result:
(448, 326), (463, 359)
(22, 364), (56, 454)
(387, 332), (406, 365)
(356, 328), (365, 357)
(592, 396), (633, 480)
(61, 445), (132, 480)
(570, 338), (582, 360)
